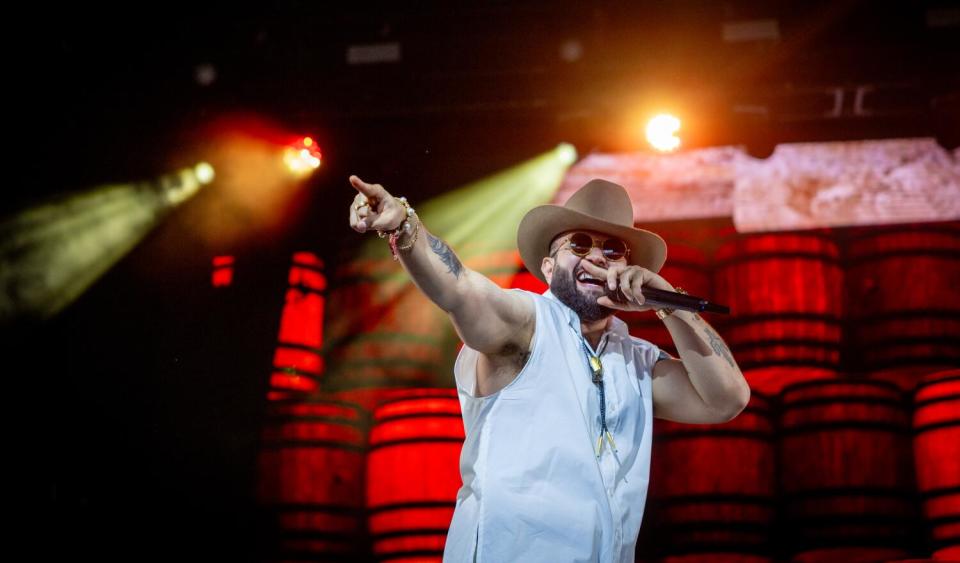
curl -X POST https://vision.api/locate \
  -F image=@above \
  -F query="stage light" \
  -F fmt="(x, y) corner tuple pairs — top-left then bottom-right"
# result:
(284, 137), (322, 176)
(161, 167), (203, 205)
(556, 143), (578, 165)
(0, 167), (209, 323)
(195, 162), (215, 184)
(646, 114), (682, 152)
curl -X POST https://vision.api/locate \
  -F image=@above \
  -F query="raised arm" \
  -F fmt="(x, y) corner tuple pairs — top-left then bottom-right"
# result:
(348, 176), (534, 365)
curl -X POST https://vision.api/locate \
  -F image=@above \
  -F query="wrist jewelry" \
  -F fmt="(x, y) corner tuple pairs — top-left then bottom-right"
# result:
(655, 286), (687, 320)
(394, 213), (420, 254)
(377, 197), (417, 260)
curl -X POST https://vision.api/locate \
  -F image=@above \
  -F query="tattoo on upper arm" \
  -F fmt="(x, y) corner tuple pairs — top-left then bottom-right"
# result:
(657, 349), (672, 362)
(428, 233), (463, 279)
(702, 326), (736, 368)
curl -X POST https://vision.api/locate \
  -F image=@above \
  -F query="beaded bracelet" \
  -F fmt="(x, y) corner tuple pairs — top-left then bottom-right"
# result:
(377, 197), (418, 260)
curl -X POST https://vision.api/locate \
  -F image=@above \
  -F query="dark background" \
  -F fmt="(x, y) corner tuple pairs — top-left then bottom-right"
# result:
(20, 2), (959, 559)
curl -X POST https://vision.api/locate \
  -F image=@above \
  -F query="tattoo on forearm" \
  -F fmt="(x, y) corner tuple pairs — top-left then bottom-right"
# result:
(428, 233), (463, 279)
(702, 326), (736, 369)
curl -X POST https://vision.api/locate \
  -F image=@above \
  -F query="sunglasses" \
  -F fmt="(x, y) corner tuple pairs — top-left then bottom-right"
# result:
(558, 232), (630, 261)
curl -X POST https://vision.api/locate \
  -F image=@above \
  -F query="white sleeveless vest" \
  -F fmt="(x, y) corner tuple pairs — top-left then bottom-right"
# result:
(444, 290), (659, 563)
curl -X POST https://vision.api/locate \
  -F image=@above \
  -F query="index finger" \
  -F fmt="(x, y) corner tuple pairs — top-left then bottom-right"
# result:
(604, 263), (626, 291)
(349, 175), (386, 200)
(580, 260), (609, 280)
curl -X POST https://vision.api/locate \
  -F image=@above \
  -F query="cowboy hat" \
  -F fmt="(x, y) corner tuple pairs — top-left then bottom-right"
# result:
(517, 179), (667, 284)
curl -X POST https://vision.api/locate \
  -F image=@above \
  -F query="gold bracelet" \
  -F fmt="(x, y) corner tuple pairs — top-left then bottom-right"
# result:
(655, 287), (687, 320)
(377, 197), (415, 238)
(395, 214), (420, 253)
(378, 197), (418, 260)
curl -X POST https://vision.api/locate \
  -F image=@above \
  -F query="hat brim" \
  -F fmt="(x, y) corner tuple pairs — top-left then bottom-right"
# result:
(517, 205), (667, 284)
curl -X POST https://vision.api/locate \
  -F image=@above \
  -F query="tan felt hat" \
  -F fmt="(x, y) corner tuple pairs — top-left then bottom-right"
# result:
(517, 179), (667, 284)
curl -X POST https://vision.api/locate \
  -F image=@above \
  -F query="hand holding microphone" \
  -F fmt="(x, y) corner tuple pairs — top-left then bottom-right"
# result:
(587, 261), (730, 315)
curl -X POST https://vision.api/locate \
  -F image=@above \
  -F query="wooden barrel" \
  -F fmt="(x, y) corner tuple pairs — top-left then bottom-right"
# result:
(742, 367), (839, 396)
(868, 365), (960, 395)
(645, 393), (775, 561)
(323, 386), (459, 415)
(324, 256), (454, 393)
(269, 251), (326, 400)
(845, 223), (960, 378)
(658, 556), (773, 563)
(366, 391), (464, 562)
(913, 369), (960, 561)
(256, 399), (368, 561)
(778, 379), (916, 560)
(714, 232), (843, 371)
(325, 246), (546, 399)
(623, 242), (712, 355)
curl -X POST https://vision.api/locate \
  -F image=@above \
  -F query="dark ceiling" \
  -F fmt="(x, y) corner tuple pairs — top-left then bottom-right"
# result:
(26, 1), (960, 213)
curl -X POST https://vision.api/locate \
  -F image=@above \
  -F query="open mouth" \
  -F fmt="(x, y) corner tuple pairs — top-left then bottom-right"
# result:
(576, 271), (605, 288)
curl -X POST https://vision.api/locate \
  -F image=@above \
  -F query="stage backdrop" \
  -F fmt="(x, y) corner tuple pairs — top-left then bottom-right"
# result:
(557, 138), (960, 231)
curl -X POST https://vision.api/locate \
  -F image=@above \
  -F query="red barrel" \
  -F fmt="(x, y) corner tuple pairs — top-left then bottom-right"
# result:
(869, 365), (960, 395)
(645, 393), (775, 561)
(256, 399), (368, 560)
(658, 556), (772, 563)
(324, 256), (452, 394)
(714, 232), (843, 371)
(742, 366), (839, 396)
(779, 380), (915, 561)
(324, 386), (459, 414)
(366, 391), (463, 562)
(845, 224), (960, 381)
(623, 242), (712, 355)
(269, 252), (327, 400)
(913, 369), (960, 561)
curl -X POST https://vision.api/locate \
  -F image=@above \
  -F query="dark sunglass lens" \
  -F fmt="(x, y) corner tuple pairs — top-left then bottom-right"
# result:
(603, 239), (627, 259)
(569, 233), (593, 255)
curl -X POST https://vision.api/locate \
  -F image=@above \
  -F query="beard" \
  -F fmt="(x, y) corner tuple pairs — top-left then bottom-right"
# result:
(550, 265), (614, 323)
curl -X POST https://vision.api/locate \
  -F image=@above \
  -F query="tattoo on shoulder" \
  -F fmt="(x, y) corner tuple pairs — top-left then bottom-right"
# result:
(428, 233), (463, 279)
(702, 325), (736, 369)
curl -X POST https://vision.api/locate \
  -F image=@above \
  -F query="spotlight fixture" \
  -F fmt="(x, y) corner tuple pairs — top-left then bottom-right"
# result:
(645, 114), (681, 152)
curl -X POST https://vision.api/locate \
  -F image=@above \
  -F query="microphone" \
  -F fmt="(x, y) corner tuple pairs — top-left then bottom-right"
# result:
(610, 286), (730, 315)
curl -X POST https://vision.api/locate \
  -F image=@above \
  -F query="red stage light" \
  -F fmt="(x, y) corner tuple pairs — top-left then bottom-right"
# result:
(212, 255), (235, 287)
(284, 136), (323, 175)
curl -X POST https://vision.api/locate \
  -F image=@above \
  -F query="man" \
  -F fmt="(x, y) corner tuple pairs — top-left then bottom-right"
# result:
(348, 175), (749, 562)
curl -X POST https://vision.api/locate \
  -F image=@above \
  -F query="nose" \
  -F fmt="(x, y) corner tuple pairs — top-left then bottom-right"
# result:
(583, 245), (608, 267)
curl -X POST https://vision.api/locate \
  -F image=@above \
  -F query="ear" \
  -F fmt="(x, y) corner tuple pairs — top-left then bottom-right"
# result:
(541, 256), (555, 284)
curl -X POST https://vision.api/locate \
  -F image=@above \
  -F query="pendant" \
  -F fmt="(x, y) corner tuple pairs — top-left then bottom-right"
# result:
(589, 355), (603, 383)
